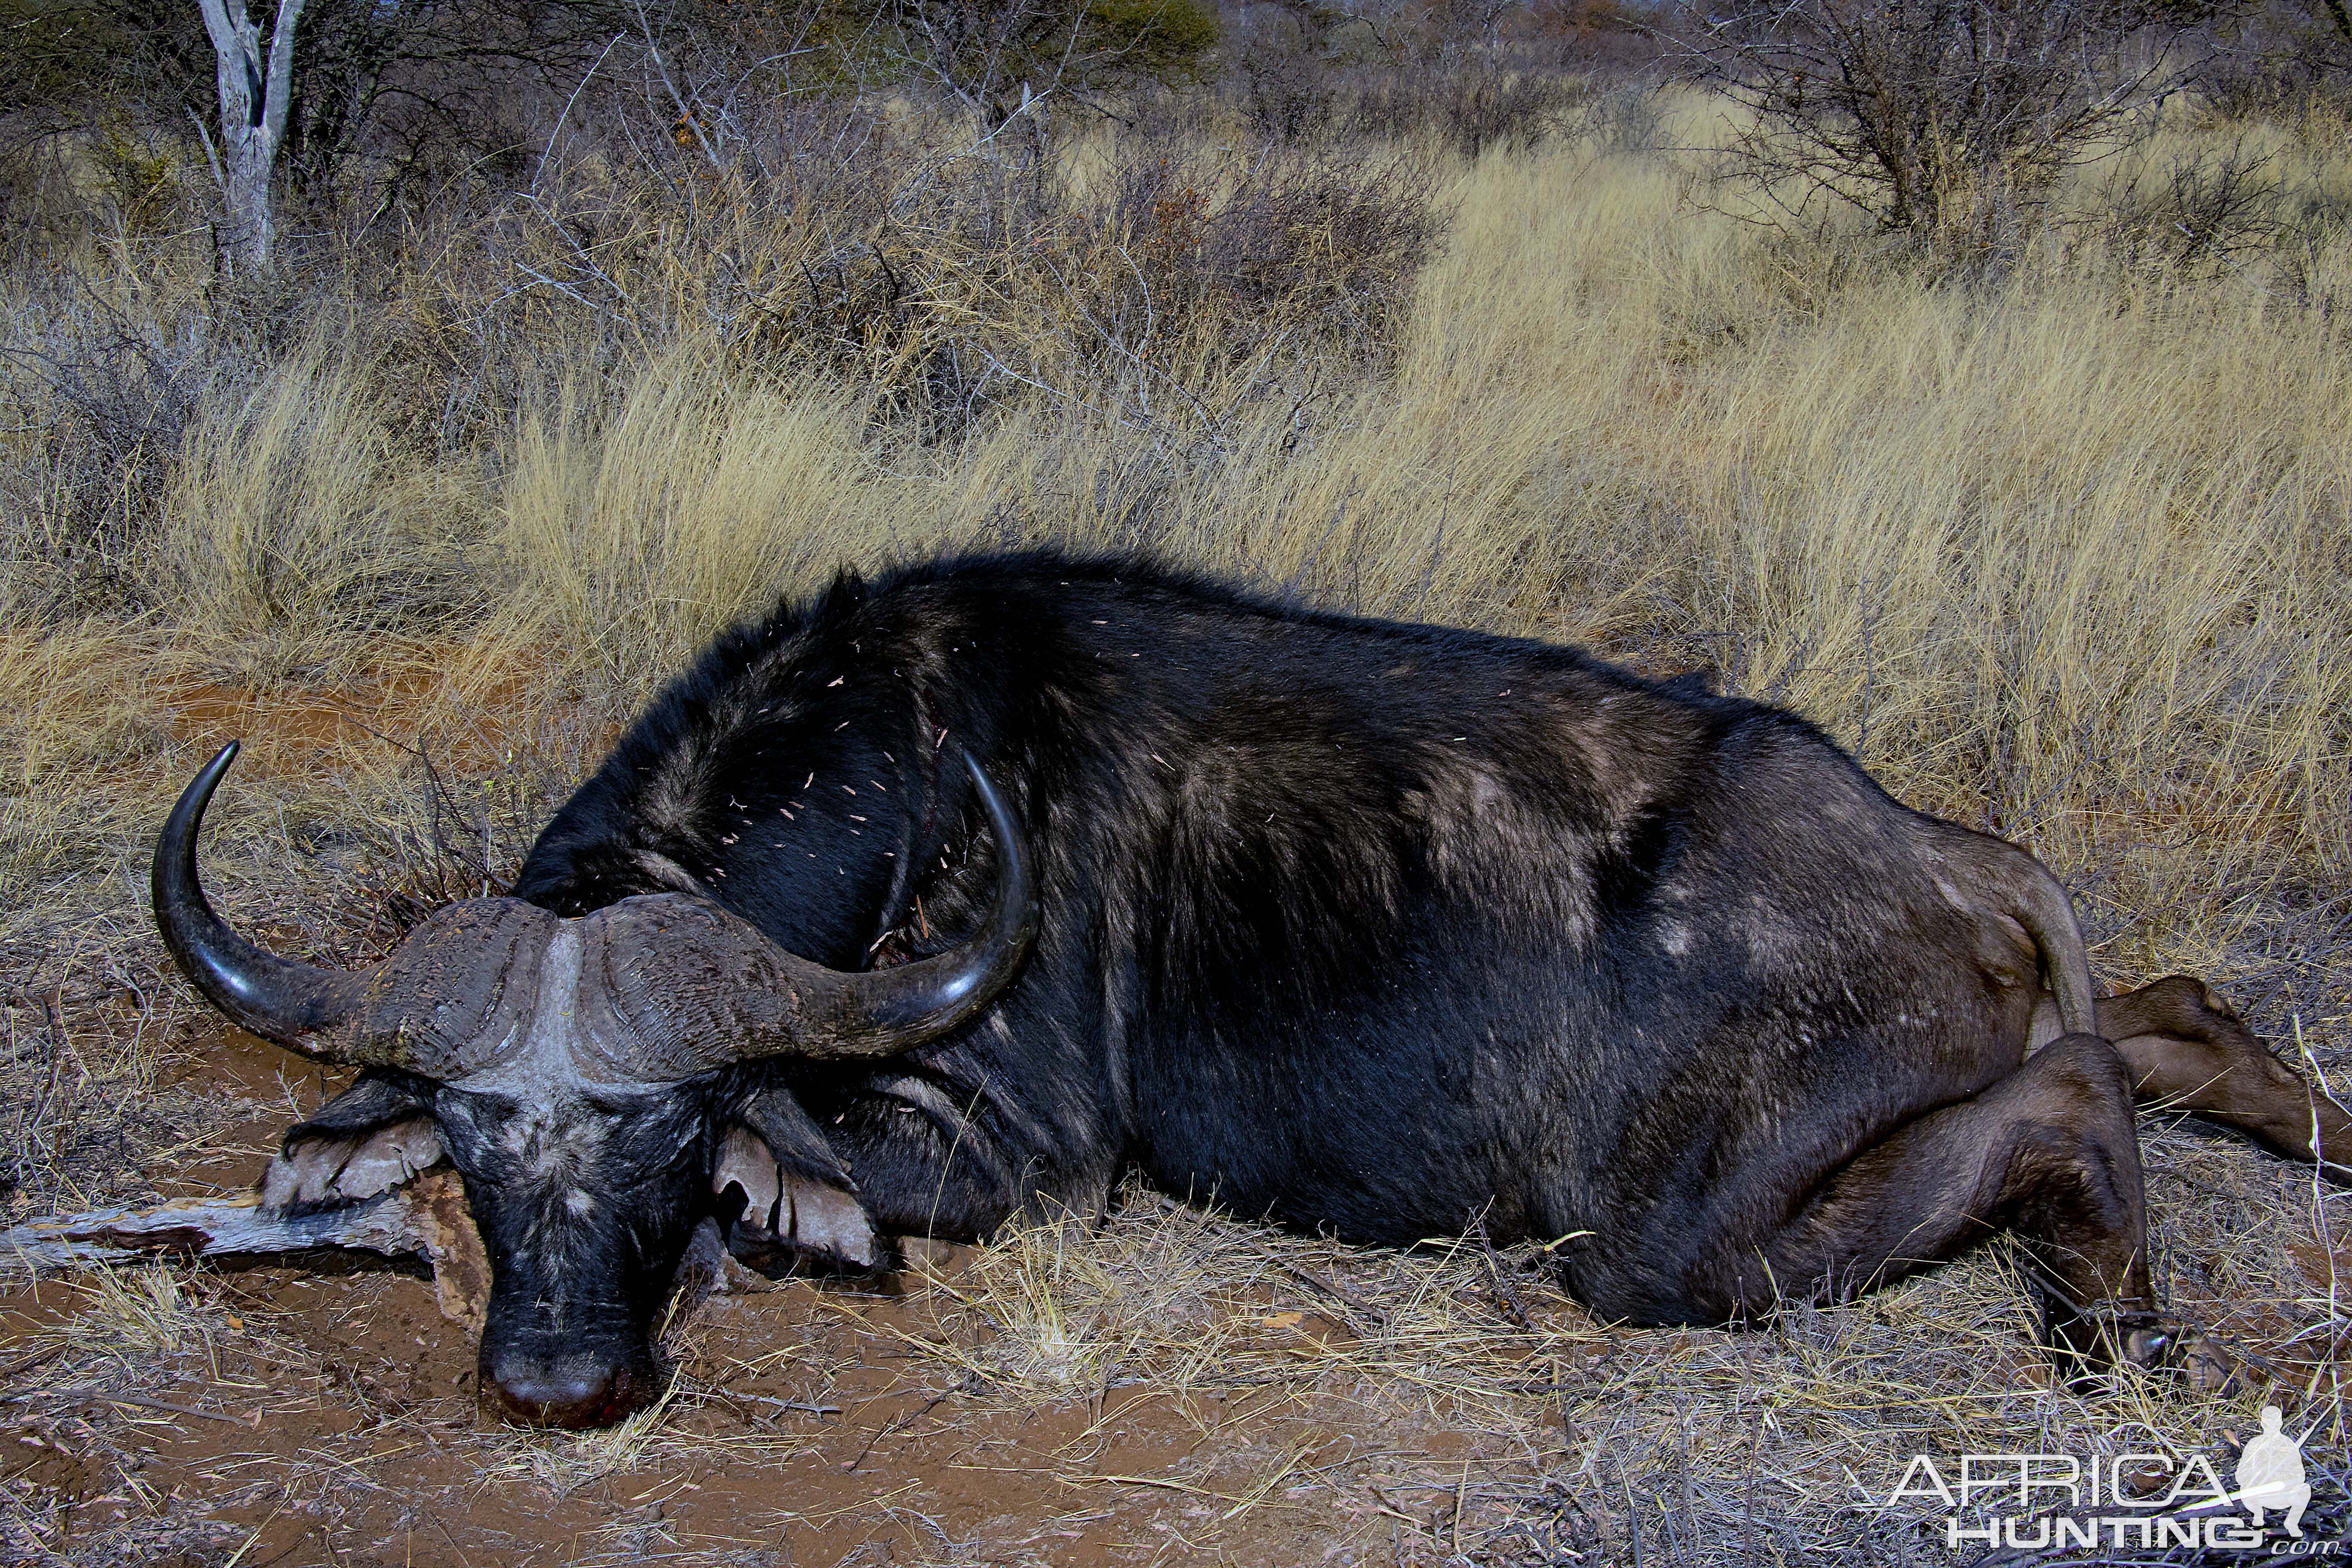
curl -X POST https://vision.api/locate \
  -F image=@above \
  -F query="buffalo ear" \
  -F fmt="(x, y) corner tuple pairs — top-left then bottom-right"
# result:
(713, 1090), (876, 1271)
(260, 1072), (448, 1213)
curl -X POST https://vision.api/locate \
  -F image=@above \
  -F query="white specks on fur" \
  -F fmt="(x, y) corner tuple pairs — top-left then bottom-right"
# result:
(1660, 922), (1690, 957)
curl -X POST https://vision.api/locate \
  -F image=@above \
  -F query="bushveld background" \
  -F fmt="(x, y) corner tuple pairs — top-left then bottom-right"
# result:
(0, 0), (2349, 1562)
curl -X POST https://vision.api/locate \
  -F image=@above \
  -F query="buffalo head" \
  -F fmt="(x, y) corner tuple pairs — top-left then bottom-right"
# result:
(154, 742), (1035, 1427)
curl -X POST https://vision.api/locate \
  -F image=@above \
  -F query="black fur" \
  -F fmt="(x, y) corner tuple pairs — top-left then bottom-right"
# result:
(505, 551), (2040, 1326)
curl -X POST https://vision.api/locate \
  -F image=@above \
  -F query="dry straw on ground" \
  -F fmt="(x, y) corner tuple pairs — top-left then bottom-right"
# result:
(1, 87), (2347, 1565)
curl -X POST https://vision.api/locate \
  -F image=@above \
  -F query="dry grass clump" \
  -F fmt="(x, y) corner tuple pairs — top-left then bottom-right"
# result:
(900, 1192), (1612, 1427)
(499, 368), (899, 690)
(145, 345), (487, 684)
(33, 1264), (202, 1364)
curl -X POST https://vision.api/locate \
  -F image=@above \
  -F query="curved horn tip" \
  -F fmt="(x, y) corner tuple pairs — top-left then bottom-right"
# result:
(153, 737), (370, 1054)
(838, 748), (1038, 1041)
(153, 741), (245, 905)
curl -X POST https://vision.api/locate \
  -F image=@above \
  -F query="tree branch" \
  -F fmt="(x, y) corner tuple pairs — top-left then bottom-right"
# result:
(1, 1171), (489, 1331)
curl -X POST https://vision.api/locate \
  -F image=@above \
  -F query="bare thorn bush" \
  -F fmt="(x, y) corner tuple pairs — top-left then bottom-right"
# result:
(1673, 0), (2206, 261)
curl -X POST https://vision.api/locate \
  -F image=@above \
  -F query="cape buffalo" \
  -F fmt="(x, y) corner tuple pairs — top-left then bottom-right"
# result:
(154, 552), (2351, 1427)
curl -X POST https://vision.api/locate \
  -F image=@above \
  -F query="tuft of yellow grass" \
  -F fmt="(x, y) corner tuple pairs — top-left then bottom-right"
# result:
(498, 367), (898, 691)
(33, 1262), (203, 1363)
(148, 340), (485, 683)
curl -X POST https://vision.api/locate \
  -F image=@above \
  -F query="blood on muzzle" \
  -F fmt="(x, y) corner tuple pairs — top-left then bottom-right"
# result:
(482, 1343), (658, 1429)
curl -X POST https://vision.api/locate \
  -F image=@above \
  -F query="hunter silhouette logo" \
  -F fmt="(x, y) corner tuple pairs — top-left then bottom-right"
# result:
(1883, 1404), (2333, 1552)
(2238, 1405), (2311, 1537)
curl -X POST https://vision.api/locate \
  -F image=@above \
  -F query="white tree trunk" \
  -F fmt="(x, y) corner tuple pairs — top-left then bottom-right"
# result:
(196, 0), (306, 275)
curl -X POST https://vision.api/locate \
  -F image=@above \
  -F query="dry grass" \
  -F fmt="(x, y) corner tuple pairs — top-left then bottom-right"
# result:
(838, 1175), (2346, 1558)
(150, 340), (487, 684)
(0, 86), (2348, 1564)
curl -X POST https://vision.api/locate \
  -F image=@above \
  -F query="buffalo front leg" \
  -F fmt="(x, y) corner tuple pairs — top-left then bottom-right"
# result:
(715, 1085), (886, 1274)
(1742, 1034), (2166, 1384)
(2076, 976), (2350, 1181)
(828, 1069), (1089, 1243)
(778, 1060), (1111, 1254)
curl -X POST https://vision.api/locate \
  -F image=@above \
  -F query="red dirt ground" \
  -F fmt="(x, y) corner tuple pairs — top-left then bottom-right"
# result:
(0, 1034), (1563, 1568)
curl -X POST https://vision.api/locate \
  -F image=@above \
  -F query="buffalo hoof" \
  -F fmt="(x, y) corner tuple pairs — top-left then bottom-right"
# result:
(2171, 1333), (2242, 1394)
(714, 1129), (881, 1273)
(2042, 1296), (2174, 1393)
(2041, 1298), (2251, 1397)
(482, 1352), (658, 1429)
(723, 1176), (882, 1277)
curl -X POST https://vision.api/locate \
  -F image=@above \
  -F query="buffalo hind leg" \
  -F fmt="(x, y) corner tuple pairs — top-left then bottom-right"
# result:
(1746, 1034), (2166, 1385)
(2034, 976), (2352, 1180)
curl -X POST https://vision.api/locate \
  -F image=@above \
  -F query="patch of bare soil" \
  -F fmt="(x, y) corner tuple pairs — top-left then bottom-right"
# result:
(1, 1039), (1583, 1567)
(2, 1268), (1491, 1566)
(150, 1030), (355, 1199)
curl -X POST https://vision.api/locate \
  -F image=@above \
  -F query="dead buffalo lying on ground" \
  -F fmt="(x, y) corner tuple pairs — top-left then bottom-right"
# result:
(155, 551), (2351, 1427)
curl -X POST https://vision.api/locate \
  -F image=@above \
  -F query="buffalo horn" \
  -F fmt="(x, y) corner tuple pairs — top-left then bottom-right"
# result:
(153, 742), (374, 1055)
(632, 753), (1040, 1063)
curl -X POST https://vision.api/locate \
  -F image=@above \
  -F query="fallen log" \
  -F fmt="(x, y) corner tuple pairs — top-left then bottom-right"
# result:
(0, 1170), (490, 1330)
